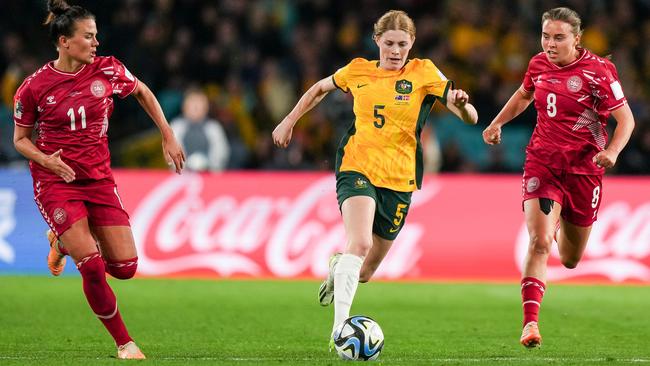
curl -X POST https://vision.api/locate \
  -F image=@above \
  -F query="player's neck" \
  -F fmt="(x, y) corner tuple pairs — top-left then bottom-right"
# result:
(556, 49), (581, 67)
(53, 57), (86, 73)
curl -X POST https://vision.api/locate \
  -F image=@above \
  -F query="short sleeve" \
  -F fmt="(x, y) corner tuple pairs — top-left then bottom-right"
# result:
(332, 62), (351, 93)
(522, 59), (536, 93)
(595, 61), (626, 112)
(422, 59), (452, 101)
(109, 56), (139, 99)
(13, 82), (37, 128)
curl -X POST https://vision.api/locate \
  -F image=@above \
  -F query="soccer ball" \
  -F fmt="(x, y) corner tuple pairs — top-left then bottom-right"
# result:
(332, 315), (384, 361)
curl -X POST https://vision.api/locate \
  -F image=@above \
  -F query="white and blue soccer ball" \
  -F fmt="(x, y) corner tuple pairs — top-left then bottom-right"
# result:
(332, 315), (384, 361)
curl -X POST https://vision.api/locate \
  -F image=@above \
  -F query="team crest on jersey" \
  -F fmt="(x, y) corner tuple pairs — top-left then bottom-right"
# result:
(566, 76), (583, 92)
(395, 79), (412, 94)
(526, 177), (540, 193)
(14, 99), (23, 119)
(46, 95), (56, 104)
(354, 177), (369, 189)
(91, 80), (107, 97)
(53, 208), (67, 224)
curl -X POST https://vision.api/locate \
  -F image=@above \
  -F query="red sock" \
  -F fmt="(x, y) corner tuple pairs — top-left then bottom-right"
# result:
(521, 276), (546, 325)
(77, 253), (133, 346)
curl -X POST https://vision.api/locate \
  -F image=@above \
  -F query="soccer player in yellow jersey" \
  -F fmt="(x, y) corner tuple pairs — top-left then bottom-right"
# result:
(273, 9), (478, 345)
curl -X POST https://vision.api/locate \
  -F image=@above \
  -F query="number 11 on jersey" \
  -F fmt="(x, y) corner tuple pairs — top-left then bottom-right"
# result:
(68, 105), (86, 131)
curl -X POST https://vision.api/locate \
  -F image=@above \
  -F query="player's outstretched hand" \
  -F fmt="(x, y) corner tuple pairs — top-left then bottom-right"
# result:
(163, 136), (186, 174)
(592, 149), (618, 169)
(45, 149), (76, 183)
(272, 118), (294, 148)
(482, 124), (502, 145)
(448, 89), (469, 108)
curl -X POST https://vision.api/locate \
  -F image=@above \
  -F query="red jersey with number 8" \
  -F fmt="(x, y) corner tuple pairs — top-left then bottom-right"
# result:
(522, 49), (626, 175)
(13, 56), (138, 183)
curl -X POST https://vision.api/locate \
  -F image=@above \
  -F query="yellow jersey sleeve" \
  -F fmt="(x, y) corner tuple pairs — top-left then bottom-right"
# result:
(333, 58), (369, 93)
(422, 59), (453, 102)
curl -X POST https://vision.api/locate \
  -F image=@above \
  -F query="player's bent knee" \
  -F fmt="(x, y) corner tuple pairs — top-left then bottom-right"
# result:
(561, 256), (580, 269)
(105, 257), (138, 280)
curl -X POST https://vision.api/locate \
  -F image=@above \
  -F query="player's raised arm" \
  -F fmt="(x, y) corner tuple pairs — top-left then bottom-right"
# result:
(272, 76), (337, 148)
(131, 80), (186, 174)
(445, 88), (478, 125)
(482, 86), (534, 145)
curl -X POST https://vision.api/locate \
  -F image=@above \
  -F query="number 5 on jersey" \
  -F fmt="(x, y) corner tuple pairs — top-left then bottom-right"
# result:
(68, 105), (87, 131)
(373, 105), (385, 128)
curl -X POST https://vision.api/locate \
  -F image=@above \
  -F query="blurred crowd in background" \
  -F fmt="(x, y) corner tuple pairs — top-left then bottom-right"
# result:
(1, 0), (649, 174)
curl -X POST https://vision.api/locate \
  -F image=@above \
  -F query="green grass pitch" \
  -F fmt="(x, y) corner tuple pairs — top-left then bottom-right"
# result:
(0, 276), (648, 365)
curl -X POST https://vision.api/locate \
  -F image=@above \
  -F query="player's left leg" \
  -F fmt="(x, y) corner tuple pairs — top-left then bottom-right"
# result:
(556, 221), (591, 269)
(92, 225), (138, 280)
(556, 173), (601, 269)
(46, 229), (67, 276)
(359, 235), (393, 283)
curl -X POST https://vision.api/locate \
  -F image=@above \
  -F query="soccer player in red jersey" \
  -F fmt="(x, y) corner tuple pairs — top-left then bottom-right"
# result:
(482, 7), (635, 348)
(12, 0), (185, 359)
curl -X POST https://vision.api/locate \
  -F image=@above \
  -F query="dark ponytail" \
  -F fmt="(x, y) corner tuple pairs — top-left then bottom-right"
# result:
(43, 0), (95, 46)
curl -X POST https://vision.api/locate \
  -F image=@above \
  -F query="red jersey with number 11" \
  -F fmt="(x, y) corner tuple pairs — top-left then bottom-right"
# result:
(13, 56), (138, 183)
(522, 49), (626, 175)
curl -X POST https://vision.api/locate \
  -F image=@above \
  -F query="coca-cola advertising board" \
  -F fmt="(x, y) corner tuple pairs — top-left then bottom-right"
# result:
(1, 169), (649, 283)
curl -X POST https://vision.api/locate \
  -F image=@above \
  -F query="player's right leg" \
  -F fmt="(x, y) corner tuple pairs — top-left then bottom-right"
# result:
(59, 219), (144, 359)
(520, 198), (562, 348)
(332, 196), (374, 331)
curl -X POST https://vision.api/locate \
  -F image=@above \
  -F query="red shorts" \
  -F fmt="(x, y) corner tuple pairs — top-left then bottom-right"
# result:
(522, 160), (603, 227)
(33, 178), (130, 237)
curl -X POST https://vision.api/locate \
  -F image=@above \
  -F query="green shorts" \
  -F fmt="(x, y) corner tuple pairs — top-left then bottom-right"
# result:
(336, 171), (413, 240)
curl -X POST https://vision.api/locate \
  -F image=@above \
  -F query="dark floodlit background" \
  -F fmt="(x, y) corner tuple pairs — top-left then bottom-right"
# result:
(1, 0), (649, 174)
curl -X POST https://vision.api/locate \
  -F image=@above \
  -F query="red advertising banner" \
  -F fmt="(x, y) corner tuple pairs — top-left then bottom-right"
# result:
(114, 170), (650, 283)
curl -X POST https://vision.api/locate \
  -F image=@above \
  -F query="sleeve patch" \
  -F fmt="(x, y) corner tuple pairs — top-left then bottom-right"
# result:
(609, 81), (624, 100)
(14, 99), (23, 119)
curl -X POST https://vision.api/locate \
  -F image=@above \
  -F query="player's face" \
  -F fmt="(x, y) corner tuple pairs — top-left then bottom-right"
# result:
(375, 30), (414, 71)
(61, 18), (99, 64)
(541, 20), (580, 66)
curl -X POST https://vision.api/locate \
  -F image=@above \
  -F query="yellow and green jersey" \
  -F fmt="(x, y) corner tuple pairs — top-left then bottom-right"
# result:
(333, 58), (452, 192)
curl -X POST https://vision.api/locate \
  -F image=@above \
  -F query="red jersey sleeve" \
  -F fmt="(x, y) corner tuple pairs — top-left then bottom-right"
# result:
(593, 60), (626, 112)
(521, 55), (540, 93)
(108, 56), (139, 99)
(13, 81), (37, 128)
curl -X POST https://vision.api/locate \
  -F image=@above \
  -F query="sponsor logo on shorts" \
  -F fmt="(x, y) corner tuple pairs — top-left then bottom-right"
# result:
(567, 76), (583, 92)
(526, 177), (540, 193)
(91, 80), (106, 97)
(354, 177), (368, 189)
(53, 208), (67, 224)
